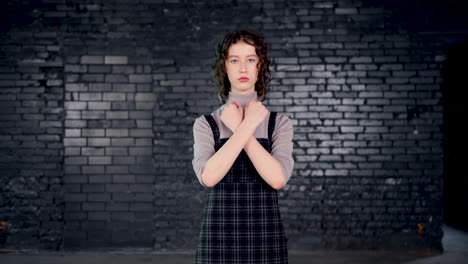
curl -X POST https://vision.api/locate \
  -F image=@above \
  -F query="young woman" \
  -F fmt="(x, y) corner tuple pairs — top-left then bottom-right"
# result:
(192, 29), (294, 263)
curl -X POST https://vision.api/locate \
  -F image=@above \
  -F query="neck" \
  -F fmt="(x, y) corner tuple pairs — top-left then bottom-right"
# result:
(225, 90), (258, 108)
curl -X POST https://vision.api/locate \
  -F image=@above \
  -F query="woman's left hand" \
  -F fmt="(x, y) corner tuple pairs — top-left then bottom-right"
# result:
(243, 99), (269, 129)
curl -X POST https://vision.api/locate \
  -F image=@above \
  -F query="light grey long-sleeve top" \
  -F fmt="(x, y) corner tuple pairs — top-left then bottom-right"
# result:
(192, 91), (294, 187)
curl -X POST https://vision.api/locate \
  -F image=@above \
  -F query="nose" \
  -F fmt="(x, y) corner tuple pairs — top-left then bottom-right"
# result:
(240, 60), (247, 72)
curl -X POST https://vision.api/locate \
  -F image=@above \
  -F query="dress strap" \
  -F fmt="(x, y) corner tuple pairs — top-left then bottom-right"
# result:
(203, 114), (220, 141)
(268, 111), (277, 141)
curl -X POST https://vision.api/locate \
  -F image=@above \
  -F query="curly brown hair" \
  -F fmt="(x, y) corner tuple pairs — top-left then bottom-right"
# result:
(212, 29), (272, 103)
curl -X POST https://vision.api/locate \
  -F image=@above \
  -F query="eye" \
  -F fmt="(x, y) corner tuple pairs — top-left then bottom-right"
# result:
(248, 58), (256, 63)
(230, 59), (238, 63)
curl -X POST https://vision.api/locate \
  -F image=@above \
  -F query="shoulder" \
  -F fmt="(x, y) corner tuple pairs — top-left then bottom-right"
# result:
(272, 112), (294, 138)
(274, 112), (293, 129)
(193, 114), (210, 130)
(194, 114), (207, 123)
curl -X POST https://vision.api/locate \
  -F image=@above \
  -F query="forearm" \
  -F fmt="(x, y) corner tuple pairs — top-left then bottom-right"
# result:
(243, 136), (286, 189)
(201, 121), (256, 187)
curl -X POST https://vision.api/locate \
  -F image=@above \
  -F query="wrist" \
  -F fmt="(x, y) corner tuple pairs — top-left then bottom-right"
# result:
(240, 119), (258, 131)
(234, 120), (256, 135)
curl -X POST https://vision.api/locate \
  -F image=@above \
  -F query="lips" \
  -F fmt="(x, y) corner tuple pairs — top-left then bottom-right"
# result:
(238, 77), (249, 82)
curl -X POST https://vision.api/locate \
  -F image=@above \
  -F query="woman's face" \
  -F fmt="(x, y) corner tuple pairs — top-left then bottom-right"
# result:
(224, 41), (259, 94)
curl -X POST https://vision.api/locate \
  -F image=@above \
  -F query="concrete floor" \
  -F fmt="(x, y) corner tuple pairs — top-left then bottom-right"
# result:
(1, 224), (467, 264)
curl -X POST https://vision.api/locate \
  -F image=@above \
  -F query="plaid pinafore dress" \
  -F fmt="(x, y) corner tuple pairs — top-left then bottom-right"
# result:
(194, 111), (288, 264)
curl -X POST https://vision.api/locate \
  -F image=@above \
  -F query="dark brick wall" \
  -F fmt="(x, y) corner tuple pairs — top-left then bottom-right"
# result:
(0, 1), (65, 249)
(1, 0), (464, 252)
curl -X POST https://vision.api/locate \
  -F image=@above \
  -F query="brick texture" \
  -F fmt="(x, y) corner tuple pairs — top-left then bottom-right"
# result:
(1, 0), (462, 252)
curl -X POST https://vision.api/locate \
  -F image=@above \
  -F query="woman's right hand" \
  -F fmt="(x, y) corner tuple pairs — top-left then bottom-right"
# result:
(220, 101), (244, 132)
(244, 99), (269, 129)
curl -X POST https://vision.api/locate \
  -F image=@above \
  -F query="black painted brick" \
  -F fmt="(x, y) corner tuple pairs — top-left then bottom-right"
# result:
(0, 0), (448, 253)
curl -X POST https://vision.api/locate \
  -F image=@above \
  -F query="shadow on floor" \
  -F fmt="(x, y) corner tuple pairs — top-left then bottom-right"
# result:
(1, 224), (467, 264)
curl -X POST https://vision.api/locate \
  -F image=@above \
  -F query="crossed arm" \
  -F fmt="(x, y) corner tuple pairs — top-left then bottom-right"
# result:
(198, 116), (288, 190)
(243, 135), (286, 189)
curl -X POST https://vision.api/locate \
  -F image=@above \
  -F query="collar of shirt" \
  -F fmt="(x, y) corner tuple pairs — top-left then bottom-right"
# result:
(225, 91), (259, 109)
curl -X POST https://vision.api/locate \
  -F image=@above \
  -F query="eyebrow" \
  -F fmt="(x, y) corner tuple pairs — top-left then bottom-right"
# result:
(227, 54), (258, 58)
